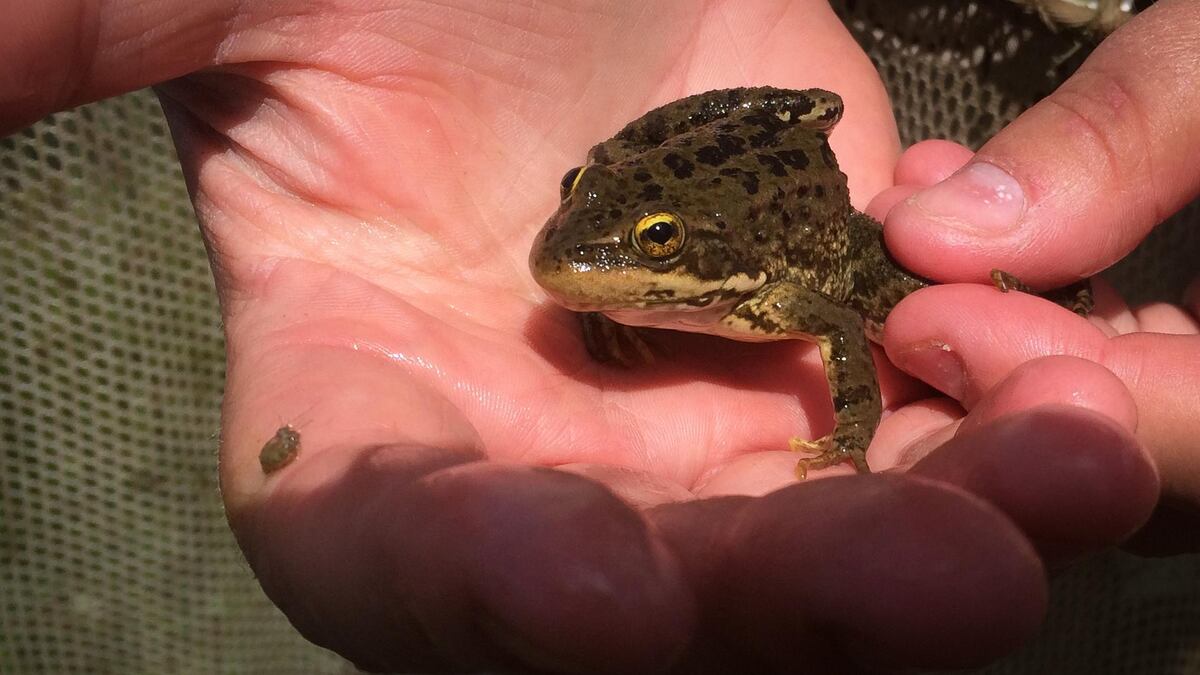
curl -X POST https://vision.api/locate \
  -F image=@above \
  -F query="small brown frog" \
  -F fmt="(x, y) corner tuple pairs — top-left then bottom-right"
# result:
(528, 87), (1089, 477)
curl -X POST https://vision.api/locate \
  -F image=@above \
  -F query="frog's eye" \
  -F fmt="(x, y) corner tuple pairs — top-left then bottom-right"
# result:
(632, 212), (685, 260)
(560, 166), (586, 200)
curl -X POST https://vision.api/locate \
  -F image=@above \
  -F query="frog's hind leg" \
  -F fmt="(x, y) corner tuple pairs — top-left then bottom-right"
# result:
(990, 269), (1033, 294)
(990, 269), (1094, 316)
(578, 312), (656, 367)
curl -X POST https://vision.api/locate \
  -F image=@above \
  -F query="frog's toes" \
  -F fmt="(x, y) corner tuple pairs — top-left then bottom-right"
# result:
(990, 269), (1031, 294)
(789, 434), (870, 479)
(789, 434), (832, 455)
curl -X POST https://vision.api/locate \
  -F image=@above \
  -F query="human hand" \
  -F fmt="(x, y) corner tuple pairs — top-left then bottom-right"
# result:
(881, 0), (1200, 548)
(2, 1), (1160, 672)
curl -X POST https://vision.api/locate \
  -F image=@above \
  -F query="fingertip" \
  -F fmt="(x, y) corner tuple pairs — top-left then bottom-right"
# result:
(244, 452), (695, 674)
(1131, 301), (1200, 335)
(410, 463), (696, 674)
(913, 405), (1159, 562)
(960, 355), (1139, 434)
(717, 476), (1046, 670)
(884, 284), (1108, 403)
(864, 184), (920, 221)
(894, 139), (974, 186)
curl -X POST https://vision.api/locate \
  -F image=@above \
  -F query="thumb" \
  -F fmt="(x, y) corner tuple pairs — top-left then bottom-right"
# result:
(1, 0), (250, 134)
(884, 0), (1200, 287)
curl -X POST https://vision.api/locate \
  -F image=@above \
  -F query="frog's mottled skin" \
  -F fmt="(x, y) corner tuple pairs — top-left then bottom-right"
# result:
(528, 87), (1089, 477)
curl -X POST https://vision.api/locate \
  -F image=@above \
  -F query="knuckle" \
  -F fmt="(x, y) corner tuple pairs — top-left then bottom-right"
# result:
(1043, 67), (1156, 185)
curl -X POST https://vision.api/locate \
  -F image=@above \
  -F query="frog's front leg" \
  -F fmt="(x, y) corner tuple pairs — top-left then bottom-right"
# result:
(578, 312), (656, 366)
(722, 282), (880, 478)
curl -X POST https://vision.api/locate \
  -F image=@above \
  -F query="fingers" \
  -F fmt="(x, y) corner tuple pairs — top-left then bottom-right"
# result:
(872, 352), (1155, 563)
(886, 285), (1200, 502)
(0, 0), (249, 133)
(240, 450), (695, 673)
(884, 285), (1108, 405)
(910, 380), (1156, 563)
(884, 0), (1200, 286)
(651, 477), (1047, 672)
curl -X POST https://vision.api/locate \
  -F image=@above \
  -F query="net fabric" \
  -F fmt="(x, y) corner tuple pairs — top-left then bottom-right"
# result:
(1, 2), (1197, 674)
(0, 93), (352, 673)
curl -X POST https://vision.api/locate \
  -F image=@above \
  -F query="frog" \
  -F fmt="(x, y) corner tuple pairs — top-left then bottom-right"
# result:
(528, 86), (1091, 478)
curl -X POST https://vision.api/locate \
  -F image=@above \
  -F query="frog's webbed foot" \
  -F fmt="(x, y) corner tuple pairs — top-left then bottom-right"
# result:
(789, 428), (871, 480)
(579, 312), (657, 367)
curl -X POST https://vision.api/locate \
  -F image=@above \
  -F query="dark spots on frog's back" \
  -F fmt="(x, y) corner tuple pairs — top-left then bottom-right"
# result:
(748, 129), (779, 149)
(819, 138), (837, 168)
(647, 114), (669, 141)
(720, 167), (760, 195)
(776, 149), (809, 170)
(692, 135), (747, 166)
(756, 154), (788, 177)
(717, 133), (746, 156)
(695, 145), (725, 166)
(663, 153), (695, 179)
(633, 169), (652, 182)
(639, 183), (663, 201)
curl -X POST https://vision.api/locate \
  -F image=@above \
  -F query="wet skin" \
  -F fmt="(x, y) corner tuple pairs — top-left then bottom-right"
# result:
(528, 87), (1090, 477)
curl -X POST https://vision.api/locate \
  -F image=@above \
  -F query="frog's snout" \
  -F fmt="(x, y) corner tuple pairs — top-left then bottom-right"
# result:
(529, 217), (641, 310)
(529, 236), (596, 307)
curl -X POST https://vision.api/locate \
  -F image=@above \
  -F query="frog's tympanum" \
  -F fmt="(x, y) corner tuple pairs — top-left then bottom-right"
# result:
(528, 87), (1090, 478)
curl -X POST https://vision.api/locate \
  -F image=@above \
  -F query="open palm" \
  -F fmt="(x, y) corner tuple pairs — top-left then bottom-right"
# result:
(22, 1), (1155, 671)
(193, 1), (902, 501)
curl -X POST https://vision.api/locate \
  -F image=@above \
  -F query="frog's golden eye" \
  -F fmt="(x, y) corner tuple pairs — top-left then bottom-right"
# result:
(560, 166), (585, 200)
(632, 212), (685, 259)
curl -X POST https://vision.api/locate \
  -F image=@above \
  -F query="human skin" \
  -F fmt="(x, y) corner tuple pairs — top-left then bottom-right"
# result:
(0, 1), (1183, 672)
(880, 0), (1200, 542)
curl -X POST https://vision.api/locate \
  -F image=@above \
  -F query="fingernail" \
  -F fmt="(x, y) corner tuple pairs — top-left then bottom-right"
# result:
(906, 162), (1026, 235)
(894, 341), (967, 401)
